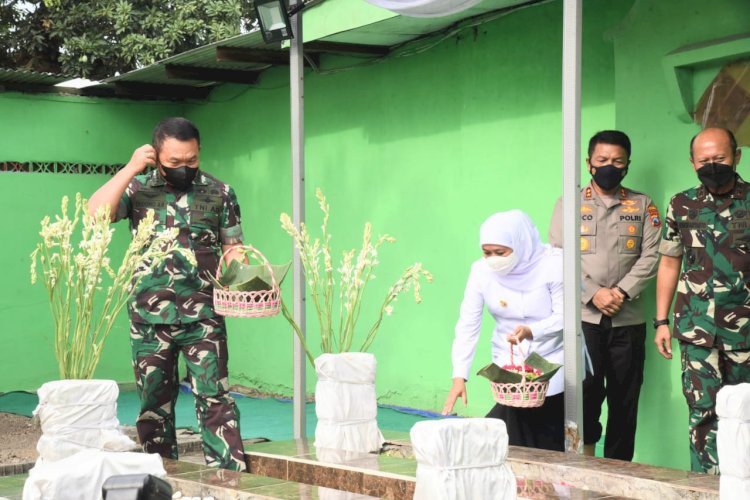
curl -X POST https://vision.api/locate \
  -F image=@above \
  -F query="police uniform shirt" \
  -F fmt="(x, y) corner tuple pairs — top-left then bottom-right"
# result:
(549, 181), (662, 327)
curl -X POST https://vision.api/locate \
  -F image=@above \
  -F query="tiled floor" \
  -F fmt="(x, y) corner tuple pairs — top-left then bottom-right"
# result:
(0, 473), (26, 500)
(164, 459), (381, 499)
(505, 446), (719, 499)
(0, 430), (720, 499)
(235, 432), (718, 500)
(239, 437), (620, 499)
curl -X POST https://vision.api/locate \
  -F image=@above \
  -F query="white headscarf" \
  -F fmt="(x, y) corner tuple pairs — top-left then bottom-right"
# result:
(479, 210), (546, 287)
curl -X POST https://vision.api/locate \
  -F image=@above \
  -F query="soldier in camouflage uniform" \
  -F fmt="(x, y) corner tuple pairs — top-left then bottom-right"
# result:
(88, 117), (247, 471)
(656, 127), (750, 474)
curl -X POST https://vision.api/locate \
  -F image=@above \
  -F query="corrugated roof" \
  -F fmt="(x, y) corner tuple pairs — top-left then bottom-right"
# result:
(101, 0), (541, 97)
(0, 0), (541, 100)
(0, 68), (69, 86)
(104, 30), (272, 86)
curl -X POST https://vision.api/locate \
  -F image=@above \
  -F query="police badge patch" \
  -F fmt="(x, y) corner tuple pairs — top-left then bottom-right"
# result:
(647, 204), (661, 227)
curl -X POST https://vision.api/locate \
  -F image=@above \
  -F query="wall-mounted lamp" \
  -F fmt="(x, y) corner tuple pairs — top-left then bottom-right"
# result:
(254, 0), (309, 43)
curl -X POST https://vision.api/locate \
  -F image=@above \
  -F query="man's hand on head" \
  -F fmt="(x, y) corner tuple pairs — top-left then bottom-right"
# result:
(127, 144), (156, 174)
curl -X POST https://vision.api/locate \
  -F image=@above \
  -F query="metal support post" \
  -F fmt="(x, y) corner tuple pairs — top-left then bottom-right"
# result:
(562, 0), (584, 453)
(290, 0), (307, 440)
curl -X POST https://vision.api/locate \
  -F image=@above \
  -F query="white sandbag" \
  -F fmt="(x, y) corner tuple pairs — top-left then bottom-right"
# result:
(38, 409), (119, 435)
(35, 380), (119, 431)
(315, 379), (376, 421)
(720, 474), (750, 500)
(717, 419), (750, 478)
(22, 449), (166, 500)
(315, 354), (378, 384)
(716, 383), (750, 420)
(314, 353), (384, 453)
(36, 379), (119, 405)
(33, 379), (136, 462)
(411, 418), (516, 500)
(36, 431), (136, 462)
(717, 384), (750, 480)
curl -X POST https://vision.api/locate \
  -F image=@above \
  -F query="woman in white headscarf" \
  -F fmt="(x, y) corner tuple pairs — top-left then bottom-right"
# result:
(441, 209), (565, 451)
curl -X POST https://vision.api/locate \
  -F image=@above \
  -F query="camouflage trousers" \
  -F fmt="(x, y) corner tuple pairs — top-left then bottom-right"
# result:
(679, 342), (750, 474)
(130, 316), (246, 471)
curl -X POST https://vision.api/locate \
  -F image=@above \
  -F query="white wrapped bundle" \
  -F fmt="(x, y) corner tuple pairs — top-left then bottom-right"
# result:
(717, 418), (750, 478)
(36, 431), (136, 462)
(411, 418), (516, 500)
(717, 383), (750, 420)
(22, 449), (165, 500)
(33, 379), (136, 462)
(718, 383), (750, 499)
(720, 475), (750, 500)
(36, 379), (119, 405)
(314, 353), (384, 453)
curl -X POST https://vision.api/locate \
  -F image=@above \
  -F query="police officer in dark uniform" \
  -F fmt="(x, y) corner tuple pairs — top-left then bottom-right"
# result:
(549, 130), (661, 460)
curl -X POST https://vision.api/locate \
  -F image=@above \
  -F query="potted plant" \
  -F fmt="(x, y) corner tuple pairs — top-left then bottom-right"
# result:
(280, 189), (432, 453)
(29, 193), (191, 461)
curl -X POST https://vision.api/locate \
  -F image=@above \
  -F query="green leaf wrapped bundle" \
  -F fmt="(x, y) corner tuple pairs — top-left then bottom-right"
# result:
(476, 352), (562, 384)
(210, 260), (291, 292)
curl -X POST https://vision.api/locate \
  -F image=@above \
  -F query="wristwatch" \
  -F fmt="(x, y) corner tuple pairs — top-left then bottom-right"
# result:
(615, 286), (630, 300)
(652, 318), (670, 328)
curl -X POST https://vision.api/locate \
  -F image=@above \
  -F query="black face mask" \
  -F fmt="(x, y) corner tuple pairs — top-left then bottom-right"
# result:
(160, 165), (198, 191)
(697, 162), (735, 192)
(591, 164), (627, 191)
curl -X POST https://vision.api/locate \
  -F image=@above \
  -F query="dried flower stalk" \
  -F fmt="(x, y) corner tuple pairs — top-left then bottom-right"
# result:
(30, 193), (194, 379)
(280, 188), (433, 366)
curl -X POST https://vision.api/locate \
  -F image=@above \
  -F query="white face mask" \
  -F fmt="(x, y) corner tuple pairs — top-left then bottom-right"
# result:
(485, 253), (519, 275)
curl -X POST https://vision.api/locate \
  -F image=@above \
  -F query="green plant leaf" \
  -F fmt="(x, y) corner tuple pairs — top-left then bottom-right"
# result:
(477, 362), (523, 384)
(212, 260), (291, 291)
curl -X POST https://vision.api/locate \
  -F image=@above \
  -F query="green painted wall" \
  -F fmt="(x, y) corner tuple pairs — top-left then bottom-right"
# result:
(186, 0), (626, 439)
(3, 0), (748, 472)
(608, 0), (750, 470)
(189, 0), (749, 471)
(185, 82), (298, 396)
(0, 93), (182, 390)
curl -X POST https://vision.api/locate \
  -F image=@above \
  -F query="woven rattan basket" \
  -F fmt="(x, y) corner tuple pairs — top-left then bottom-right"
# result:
(212, 245), (281, 318)
(490, 345), (549, 408)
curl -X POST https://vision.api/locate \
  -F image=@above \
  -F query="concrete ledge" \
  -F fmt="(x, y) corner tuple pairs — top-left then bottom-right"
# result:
(246, 450), (416, 499)
(0, 428), (203, 477)
(506, 446), (719, 500)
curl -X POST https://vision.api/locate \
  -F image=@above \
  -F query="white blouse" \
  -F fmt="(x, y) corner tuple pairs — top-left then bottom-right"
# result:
(451, 246), (565, 396)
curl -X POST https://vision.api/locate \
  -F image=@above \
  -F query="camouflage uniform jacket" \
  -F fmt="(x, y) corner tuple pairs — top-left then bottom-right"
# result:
(549, 182), (662, 326)
(115, 169), (244, 325)
(659, 175), (750, 350)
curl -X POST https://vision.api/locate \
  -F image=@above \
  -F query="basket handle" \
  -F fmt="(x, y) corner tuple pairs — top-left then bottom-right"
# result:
(509, 342), (529, 380)
(213, 244), (279, 290)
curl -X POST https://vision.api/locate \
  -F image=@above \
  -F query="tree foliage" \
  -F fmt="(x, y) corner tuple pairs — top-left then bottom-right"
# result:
(0, 1), (61, 73)
(0, 0), (255, 80)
